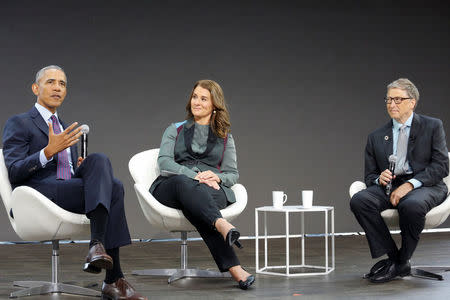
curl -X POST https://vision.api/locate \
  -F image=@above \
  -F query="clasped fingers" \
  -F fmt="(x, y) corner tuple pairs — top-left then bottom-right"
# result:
(197, 170), (220, 182)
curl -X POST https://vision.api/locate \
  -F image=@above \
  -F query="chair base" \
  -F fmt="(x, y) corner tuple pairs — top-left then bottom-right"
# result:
(410, 266), (450, 281)
(10, 281), (100, 298)
(132, 268), (231, 283)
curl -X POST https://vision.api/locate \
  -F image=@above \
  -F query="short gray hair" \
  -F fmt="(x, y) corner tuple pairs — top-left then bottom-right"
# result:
(35, 65), (66, 84)
(387, 78), (420, 102)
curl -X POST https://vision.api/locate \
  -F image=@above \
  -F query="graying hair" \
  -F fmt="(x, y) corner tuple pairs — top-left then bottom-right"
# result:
(387, 78), (420, 102)
(35, 65), (66, 84)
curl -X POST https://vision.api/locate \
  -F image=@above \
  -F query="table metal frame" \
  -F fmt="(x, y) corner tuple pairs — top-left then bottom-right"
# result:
(255, 205), (335, 277)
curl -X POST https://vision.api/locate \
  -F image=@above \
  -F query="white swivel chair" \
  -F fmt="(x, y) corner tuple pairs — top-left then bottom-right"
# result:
(349, 152), (450, 280)
(128, 149), (248, 283)
(0, 149), (100, 298)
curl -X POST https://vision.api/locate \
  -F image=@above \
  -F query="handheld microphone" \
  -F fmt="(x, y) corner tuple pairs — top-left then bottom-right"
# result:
(80, 124), (90, 159)
(385, 155), (397, 196)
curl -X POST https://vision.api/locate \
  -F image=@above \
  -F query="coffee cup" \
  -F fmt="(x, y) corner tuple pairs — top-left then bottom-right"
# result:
(302, 190), (313, 208)
(272, 191), (287, 208)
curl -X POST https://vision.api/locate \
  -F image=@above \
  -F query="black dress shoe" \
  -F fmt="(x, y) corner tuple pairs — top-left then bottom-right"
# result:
(363, 258), (392, 279)
(370, 261), (411, 283)
(226, 228), (243, 249)
(238, 275), (255, 290)
(396, 261), (411, 277)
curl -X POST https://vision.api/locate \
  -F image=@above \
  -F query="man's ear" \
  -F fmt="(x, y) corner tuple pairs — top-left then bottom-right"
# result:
(411, 98), (417, 110)
(31, 83), (39, 96)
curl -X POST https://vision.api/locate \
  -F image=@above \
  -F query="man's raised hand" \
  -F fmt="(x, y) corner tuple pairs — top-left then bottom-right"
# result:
(44, 122), (82, 159)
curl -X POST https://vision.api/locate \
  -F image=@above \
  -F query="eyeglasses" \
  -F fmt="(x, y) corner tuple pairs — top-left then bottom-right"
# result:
(384, 97), (411, 104)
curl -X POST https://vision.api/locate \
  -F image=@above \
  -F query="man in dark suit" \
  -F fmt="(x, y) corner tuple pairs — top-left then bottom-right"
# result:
(350, 78), (449, 283)
(2, 65), (146, 300)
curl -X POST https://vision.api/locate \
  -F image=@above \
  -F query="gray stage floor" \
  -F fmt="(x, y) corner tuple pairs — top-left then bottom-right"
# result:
(0, 232), (449, 299)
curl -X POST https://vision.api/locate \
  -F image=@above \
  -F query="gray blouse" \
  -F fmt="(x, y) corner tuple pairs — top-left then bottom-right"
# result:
(157, 122), (239, 187)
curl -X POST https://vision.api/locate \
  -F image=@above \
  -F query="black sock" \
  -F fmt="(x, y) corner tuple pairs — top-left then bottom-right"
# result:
(387, 250), (398, 262)
(397, 248), (409, 264)
(88, 204), (109, 246)
(105, 247), (124, 284)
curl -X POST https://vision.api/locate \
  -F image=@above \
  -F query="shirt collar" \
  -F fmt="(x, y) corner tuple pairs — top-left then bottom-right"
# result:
(392, 112), (414, 131)
(35, 102), (59, 123)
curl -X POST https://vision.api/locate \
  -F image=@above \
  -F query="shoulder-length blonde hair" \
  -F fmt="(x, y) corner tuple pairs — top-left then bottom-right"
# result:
(185, 79), (231, 138)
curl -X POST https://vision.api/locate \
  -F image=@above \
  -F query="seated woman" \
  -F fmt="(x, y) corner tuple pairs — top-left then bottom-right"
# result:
(149, 79), (254, 290)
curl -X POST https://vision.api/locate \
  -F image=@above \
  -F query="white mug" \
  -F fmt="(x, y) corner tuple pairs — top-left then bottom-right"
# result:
(272, 191), (287, 208)
(302, 190), (313, 208)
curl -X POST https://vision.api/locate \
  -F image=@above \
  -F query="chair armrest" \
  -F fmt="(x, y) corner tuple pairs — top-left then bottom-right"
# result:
(349, 181), (367, 198)
(222, 184), (248, 222)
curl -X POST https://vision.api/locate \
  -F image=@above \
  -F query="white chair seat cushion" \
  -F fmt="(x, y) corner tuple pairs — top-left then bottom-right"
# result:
(12, 186), (90, 241)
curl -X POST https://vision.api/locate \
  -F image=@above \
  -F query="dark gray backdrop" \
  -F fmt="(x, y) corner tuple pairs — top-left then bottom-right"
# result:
(1, 1), (449, 240)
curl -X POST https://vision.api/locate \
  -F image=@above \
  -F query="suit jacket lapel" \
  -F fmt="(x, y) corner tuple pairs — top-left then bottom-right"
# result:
(29, 106), (49, 137)
(407, 113), (420, 159)
(382, 120), (393, 159)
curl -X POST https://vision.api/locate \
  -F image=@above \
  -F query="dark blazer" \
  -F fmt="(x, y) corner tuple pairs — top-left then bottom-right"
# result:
(364, 113), (449, 188)
(2, 106), (78, 200)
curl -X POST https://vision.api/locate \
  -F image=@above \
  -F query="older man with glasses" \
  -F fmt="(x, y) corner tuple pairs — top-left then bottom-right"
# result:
(350, 78), (449, 283)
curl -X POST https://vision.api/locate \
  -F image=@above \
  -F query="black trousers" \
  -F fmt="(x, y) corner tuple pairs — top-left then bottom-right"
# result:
(152, 174), (240, 272)
(36, 153), (131, 250)
(350, 178), (447, 261)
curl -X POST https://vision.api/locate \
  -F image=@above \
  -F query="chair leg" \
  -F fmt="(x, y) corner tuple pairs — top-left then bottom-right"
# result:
(133, 232), (231, 283)
(10, 240), (100, 298)
(410, 266), (450, 281)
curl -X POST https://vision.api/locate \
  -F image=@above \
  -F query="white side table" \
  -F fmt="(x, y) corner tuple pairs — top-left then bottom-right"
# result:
(255, 205), (335, 277)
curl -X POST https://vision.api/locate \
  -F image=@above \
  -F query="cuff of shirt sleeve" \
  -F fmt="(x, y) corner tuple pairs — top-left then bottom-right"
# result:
(375, 176), (380, 185)
(408, 178), (422, 189)
(39, 149), (52, 167)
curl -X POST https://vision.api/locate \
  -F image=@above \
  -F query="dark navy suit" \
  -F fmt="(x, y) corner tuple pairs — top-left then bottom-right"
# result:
(350, 113), (448, 261)
(2, 106), (131, 249)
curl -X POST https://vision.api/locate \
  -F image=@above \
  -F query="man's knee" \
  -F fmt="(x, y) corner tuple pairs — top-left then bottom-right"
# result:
(350, 191), (367, 213)
(113, 178), (124, 195)
(398, 199), (427, 220)
(85, 152), (110, 166)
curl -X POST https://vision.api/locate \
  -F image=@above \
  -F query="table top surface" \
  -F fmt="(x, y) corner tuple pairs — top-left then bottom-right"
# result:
(255, 205), (334, 212)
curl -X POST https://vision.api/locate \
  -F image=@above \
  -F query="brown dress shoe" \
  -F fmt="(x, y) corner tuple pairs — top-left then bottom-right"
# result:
(102, 278), (148, 300)
(83, 242), (113, 274)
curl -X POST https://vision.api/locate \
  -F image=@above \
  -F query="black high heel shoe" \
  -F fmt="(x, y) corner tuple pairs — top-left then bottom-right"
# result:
(226, 228), (243, 249)
(238, 275), (255, 290)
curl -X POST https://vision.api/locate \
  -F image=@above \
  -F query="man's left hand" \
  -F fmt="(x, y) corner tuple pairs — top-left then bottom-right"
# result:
(390, 182), (414, 207)
(77, 157), (85, 167)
